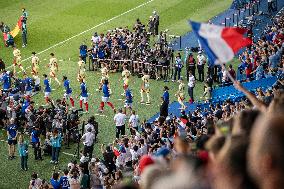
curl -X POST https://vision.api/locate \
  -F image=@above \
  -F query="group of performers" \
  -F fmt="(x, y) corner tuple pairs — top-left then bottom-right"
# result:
(5, 47), (156, 114)
(4, 43), (194, 114)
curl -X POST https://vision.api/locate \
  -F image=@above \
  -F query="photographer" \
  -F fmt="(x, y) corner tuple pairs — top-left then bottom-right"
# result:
(81, 127), (96, 159)
(85, 116), (99, 142)
(31, 126), (43, 160)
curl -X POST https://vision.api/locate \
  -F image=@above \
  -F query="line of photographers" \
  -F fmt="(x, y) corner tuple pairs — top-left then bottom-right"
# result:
(0, 81), (99, 166)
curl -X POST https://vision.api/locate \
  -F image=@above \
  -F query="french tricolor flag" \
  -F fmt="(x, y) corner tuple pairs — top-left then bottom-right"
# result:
(190, 21), (252, 64)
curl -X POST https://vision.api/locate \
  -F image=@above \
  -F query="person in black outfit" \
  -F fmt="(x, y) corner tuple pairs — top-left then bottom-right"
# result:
(31, 126), (43, 160)
(0, 59), (5, 71)
(101, 144), (116, 178)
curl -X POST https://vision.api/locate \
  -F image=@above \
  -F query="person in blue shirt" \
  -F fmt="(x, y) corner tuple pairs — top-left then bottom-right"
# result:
(63, 76), (75, 108)
(1, 70), (11, 92)
(79, 42), (88, 63)
(50, 128), (62, 164)
(163, 86), (170, 105)
(59, 169), (70, 189)
(50, 172), (61, 189)
(173, 54), (183, 81)
(99, 79), (115, 113)
(43, 74), (51, 105)
(23, 73), (33, 97)
(18, 135), (29, 171)
(31, 126), (42, 160)
(125, 87), (133, 111)
(7, 118), (18, 160)
(79, 78), (89, 112)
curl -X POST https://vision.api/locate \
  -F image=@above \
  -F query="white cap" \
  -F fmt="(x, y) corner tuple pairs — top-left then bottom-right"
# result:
(91, 158), (96, 163)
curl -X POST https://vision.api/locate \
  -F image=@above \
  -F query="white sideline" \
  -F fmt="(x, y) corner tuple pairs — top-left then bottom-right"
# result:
(7, 0), (155, 70)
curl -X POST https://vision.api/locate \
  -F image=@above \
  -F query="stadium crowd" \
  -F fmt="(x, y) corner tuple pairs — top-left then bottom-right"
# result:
(0, 5), (284, 189)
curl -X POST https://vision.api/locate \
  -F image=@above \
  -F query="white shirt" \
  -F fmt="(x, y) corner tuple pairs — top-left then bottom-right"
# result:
(129, 114), (139, 128)
(114, 113), (126, 126)
(91, 36), (101, 44)
(138, 144), (148, 156)
(197, 54), (205, 65)
(130, 149), (139, 161)
(81, 132), (95, 146)
(188, 75), (195, 88)
(85, 123), (94, 133)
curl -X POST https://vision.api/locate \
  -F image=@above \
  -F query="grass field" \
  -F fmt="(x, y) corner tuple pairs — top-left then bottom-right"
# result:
(0, 0), (232, 188)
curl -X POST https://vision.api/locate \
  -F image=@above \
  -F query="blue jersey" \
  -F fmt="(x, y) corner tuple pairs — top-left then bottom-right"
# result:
(102, 84), (110, 97)
(59, 176), (70, 189)
(44, 78), (51, 92)
(7, 124), (17, 140)
(2, 73), (11, 90)
(64, 80), (72, 94)
(163, 91), (169, 104)
(31, 129), (40, 143)
(21, 99), (30, 113)
(50, 179), (61, 189)
(80, 82), (88, 97)
(24, 77), (33, 91)
(79, 44), (87, 57)
(125, 89), (133, 103)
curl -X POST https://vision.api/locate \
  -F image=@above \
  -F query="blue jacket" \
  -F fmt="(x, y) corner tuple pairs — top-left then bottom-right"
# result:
(18, 141), (29, 156)
(50, 134), (62, 148)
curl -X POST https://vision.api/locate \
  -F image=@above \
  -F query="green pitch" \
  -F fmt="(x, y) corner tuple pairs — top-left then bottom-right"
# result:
(0, 0), (232, 188)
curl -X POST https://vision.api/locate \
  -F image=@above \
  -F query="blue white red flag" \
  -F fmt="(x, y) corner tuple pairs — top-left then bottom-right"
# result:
(190, 21), (252, 64)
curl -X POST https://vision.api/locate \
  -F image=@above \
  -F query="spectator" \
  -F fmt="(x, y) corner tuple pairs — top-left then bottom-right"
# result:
(7, 118), (18, 160)
(248, 115), (284, 189)
(59, 169), (70, 189)
(69, 170), (80, 189)
(28, 172), (42, 189)
(50, 172), (61, 189)
(18, 134), (29, 171)
(101, 144), (116, 177)
(50, 129), (62, 164)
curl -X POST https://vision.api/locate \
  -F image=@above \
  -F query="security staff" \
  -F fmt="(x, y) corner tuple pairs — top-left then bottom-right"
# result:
(197, 51), (206, 82)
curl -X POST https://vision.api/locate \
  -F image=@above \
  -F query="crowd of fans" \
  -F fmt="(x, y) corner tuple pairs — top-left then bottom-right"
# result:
(24, 11), (284, 189)
(0, 4), (284, 189)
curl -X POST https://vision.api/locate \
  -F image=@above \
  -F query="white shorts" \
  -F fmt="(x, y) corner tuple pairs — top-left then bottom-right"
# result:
(44, 92), (50, 97)
(124, 102), (132, 108)
(102, 96), (109, 103)
(64, 93), (72, 99)
(80, 96), (88, 103)
(26, 90), (32, 96)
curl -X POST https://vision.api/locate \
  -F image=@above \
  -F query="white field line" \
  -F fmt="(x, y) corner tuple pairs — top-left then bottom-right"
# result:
(7, 0), (155, 71)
